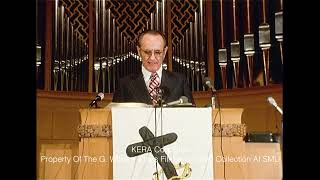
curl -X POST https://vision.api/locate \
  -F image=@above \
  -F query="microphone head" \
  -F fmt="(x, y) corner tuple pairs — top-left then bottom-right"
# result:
(203, 77), (216, 91)
(180, 96), (189, 104)
(89, 92), (104, 107)
(267, 96), (276, 106)
(203, 77), (211, 86)
(97, 92), (104, 100)
(157, 86), (170, 99)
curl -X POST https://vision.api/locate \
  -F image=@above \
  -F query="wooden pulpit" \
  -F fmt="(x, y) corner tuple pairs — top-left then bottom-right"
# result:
(40, 107), (282, 179)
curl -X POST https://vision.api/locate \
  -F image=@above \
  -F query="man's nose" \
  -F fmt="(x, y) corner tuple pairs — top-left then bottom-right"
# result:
(149, 51), (157, 60)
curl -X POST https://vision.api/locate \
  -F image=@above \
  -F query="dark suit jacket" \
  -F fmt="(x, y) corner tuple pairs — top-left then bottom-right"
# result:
(112, 70), (194, 105)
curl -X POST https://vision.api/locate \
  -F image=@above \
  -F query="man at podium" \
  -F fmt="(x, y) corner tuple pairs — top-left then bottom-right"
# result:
(112, 30), (194, 106)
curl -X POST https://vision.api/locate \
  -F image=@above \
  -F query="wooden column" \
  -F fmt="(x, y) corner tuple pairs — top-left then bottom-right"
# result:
(88, 0), (94, 93)
(206, 1), (215, 83)
(166, 0), (172, 71)
(44, 0), (53, 91)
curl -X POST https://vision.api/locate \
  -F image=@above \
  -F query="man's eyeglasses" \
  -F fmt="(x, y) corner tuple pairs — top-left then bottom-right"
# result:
(140, 49), (164, 59)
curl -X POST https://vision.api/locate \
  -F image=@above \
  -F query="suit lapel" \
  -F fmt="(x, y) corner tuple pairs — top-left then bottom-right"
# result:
(160, 70), (177, 102)
(161, 70), (172, 89)
(128, 73), (152, 104)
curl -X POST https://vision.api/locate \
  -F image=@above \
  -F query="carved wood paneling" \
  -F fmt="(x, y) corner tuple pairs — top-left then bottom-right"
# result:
(105, 0), (157, 43)
(171, 0), (199, 46)
(60, 0), (89, 42)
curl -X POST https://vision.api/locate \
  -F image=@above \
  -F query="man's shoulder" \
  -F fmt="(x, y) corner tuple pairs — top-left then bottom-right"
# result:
(164, 70), (185, 80)
(119, 73), (142, 82)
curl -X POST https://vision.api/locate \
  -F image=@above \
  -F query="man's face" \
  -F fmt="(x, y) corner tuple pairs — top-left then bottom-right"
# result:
(137, 34), (167, 73)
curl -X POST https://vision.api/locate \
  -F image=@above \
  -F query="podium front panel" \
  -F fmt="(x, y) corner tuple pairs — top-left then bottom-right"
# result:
(112, 107), (214, 180)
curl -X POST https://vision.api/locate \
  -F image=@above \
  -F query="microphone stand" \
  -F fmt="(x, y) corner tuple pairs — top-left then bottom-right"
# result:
(154, 88), (165, 179)
(156, 88), (165, 108)
(272, 103), (283, 161)
(89, 100), (99, 108)
(271, 103), (283, 167)
(278, 109), (283, 166)
(268, 98), (283, 165)
(210, 87), (217, 109)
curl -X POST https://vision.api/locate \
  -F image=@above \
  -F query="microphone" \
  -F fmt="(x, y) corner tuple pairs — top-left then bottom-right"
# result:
(267, 96), (283, 115)
(163, 96), (188, 107)
(156, 86), (170, 104)
(203, 77), (216, 92)
(203, 77), (213, 89)
(89, 92), (104, 107)
(203, 77), (217, 108)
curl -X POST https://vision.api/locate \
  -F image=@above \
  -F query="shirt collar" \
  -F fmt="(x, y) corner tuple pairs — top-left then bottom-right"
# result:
(142, 65), (162, 84)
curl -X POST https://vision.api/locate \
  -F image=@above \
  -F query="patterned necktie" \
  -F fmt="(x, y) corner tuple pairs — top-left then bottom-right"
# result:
(148, 73), (160, 106)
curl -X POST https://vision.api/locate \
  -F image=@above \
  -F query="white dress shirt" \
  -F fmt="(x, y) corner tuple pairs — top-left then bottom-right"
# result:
(141, 65), (163, 88)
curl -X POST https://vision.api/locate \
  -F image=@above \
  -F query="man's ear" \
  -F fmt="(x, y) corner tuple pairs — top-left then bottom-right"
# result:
(163, 46), (168, 58)
(137, 46), (141, 57)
